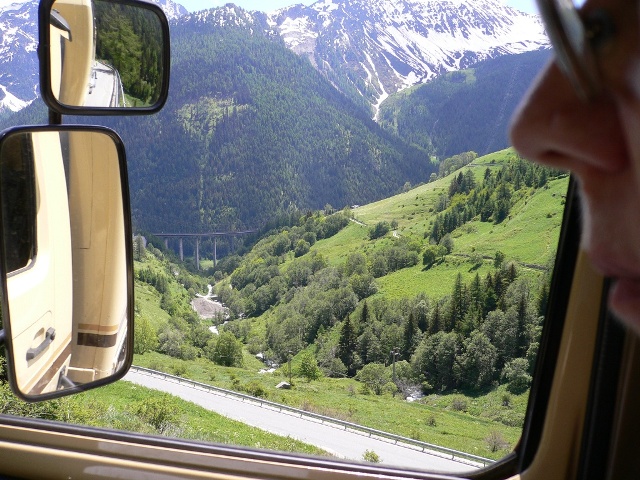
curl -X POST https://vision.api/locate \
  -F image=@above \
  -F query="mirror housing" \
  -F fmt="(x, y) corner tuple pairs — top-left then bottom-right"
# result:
(0, 126), (134, 401)
(39, 0), (170, 115)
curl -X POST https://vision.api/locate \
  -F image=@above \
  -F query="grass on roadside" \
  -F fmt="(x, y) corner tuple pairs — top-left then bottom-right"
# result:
(133, 351), (525, 460)
(65, 379), (329, 457)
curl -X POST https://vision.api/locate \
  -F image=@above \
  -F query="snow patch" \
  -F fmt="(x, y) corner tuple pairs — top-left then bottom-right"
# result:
(268, 0), (549, 106)
(0, 85), (31, 111)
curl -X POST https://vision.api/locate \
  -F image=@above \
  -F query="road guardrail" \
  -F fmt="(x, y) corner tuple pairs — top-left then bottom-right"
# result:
(129, 365), (494, 467)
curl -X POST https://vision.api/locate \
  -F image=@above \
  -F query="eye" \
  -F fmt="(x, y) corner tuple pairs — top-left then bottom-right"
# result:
(583, 8), (616, 50)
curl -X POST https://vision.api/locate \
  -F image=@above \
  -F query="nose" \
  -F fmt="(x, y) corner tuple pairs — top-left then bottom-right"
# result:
(509, 59), (628, 176)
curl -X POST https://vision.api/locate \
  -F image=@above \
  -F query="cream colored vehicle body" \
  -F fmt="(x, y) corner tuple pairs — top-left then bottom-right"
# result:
(5, 130), (128, 396)
(49, 0), (94, 107)
(65, 131), (129, 384)
(7, 132), (73, 396)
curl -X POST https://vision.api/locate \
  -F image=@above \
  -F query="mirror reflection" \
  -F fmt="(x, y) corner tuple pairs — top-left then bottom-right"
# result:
(0, 129), (131, 400)
(48, 0), (166, 109)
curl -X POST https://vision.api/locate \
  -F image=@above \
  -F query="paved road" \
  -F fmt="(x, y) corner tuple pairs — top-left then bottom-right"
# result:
(86, 62), (120, 107)
(124, 370), (479, 474)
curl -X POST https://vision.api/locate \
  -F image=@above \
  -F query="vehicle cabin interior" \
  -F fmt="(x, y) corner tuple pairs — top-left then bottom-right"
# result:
(1, 0), (640, 479)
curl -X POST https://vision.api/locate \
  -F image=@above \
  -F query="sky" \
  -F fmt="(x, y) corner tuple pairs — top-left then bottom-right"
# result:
(178, 0), (538, 15)
(0, 0), (538, 14)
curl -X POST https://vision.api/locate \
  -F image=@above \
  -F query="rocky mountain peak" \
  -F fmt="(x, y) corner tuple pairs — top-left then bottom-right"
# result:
(267, 0), (548, 109)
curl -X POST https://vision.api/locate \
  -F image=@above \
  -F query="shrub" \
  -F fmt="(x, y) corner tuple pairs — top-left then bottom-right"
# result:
(368, 221), (391, 240)
(502, 358), (532, 394)
(451, 396), (468, 412)
(134, 395), (179, 434)
(297, 352), (322, 382)
(439, 234), (454, 254)
(362, 450), (381, 463)
(356, 363), (392, 395)
(172, 363), (188, 377)
(294, 239), (311, 257)
(485, 430), (510, 453)
(422, 247), (438, 269)
(422, 245), (446, 269)
(323, 358), (347, 378)
(243, 381), (267, 398)
(205, 331), (244, 367)
(134, 315), (158, 355)
(469, 252), (483, 268)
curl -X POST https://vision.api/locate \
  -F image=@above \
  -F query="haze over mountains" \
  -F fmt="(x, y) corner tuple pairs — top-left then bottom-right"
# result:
(0, 0), (547, 115)
(0, 0), (550, 232)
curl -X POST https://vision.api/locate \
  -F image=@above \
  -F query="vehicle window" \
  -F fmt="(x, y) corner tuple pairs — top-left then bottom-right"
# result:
(0, 133), (36, 274)
(0, 0), (567, 476)
(125, 154), (567, 474)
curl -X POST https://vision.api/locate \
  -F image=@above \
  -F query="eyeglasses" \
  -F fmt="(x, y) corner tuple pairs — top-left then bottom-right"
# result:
(536, 0), (615, 101)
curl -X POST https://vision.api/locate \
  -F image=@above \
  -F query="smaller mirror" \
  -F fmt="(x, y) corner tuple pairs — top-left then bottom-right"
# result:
(0, 126), (133, 401)
(40, 0), (170, 115)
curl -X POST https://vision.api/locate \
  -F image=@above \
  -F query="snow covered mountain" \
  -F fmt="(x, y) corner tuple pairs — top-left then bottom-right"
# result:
(154, 0), (188, 22)
(266, 0), (548, 109)
(0, 0), (546, 117)
(0, 0), (38, 114)
(0, 0), (186, 116)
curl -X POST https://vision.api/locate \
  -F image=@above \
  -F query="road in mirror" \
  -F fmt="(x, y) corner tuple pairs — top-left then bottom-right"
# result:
(0, 129), (130, 400)
(49, 0), (165, 109)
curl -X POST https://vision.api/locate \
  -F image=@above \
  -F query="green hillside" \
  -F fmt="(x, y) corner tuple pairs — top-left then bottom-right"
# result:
(132, 147), (568, 375)
(124, 147), (569, 459)
(378, 50), (551, 158)
(90, 16), (435, 233)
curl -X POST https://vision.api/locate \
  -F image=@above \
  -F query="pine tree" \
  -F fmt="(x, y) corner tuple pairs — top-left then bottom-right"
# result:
(516, 294), (530, 357)
(415, 299), (429, 333)
(337, 316), (358, 377)
(360, 300), (370, 325)
(468, 273), (484, 313)
(402, 312), (419, 359)
(448, 273), (467, 332)
(538, 283), (549, 316)
(430, 302), (443, 334)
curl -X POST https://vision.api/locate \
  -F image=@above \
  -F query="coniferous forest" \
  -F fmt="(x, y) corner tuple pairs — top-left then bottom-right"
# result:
(94, 0), (165, 105)
(97, 18), (435, 233)
(1, 15), (547, 237)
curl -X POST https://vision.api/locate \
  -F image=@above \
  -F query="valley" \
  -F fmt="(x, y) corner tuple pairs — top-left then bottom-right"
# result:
(124, 147), (568, 466)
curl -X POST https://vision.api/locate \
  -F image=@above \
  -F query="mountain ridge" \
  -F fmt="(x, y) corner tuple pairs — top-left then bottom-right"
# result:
(0, 0), (38, 114)
(99, 19), (436, 233)
(0, 0), (547, 116)
(264, 0), (548, 111)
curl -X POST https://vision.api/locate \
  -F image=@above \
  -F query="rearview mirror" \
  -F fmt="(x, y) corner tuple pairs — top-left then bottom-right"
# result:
(0, 126), (133, 401)
(40, 0), (170, 115)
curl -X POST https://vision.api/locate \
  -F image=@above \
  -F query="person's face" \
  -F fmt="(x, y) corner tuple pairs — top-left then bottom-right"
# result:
(510, 0), (640, 334)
